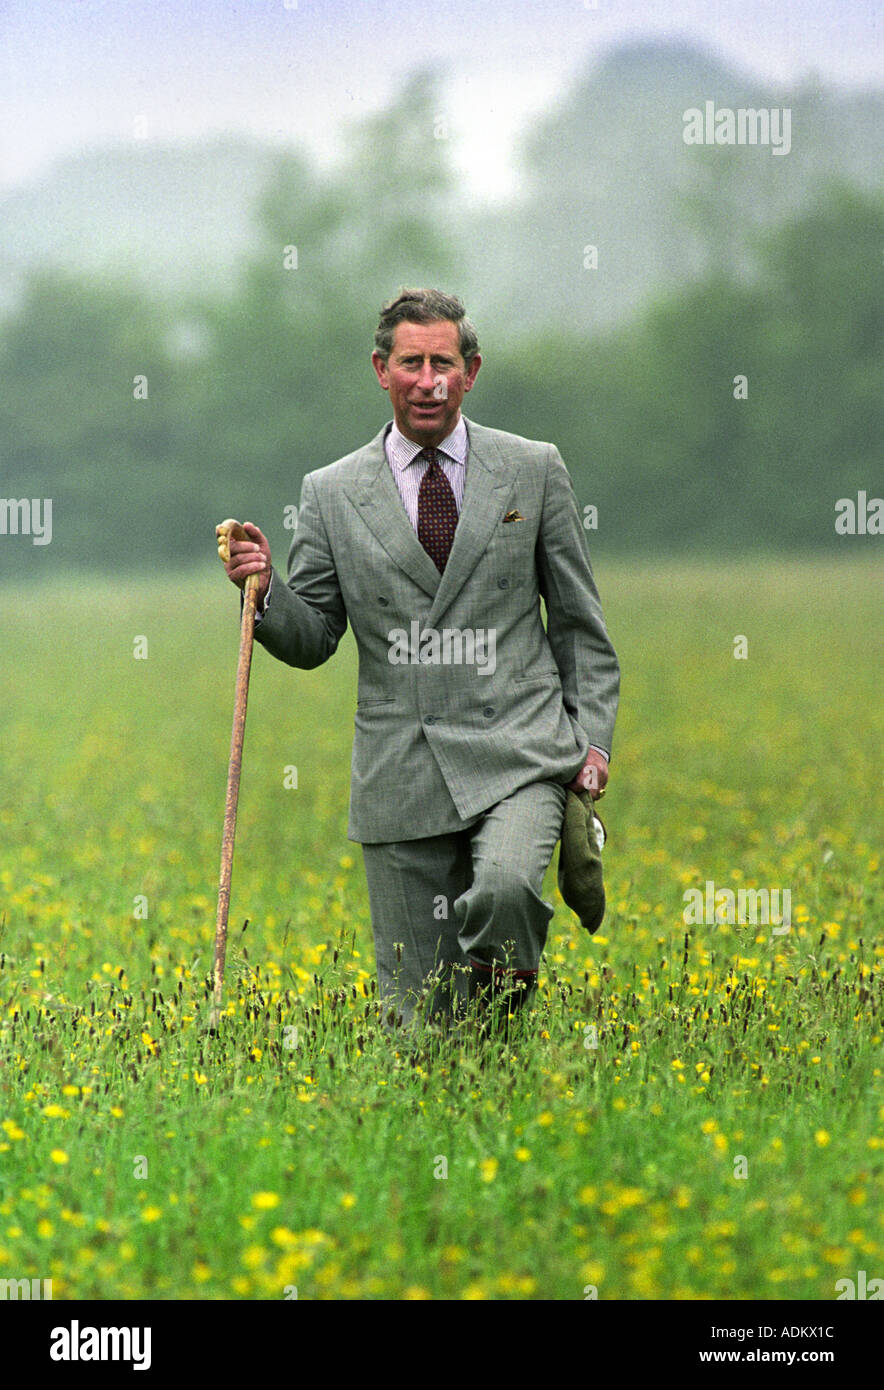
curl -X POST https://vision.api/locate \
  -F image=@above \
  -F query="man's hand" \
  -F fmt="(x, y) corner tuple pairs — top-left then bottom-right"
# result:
(217, 521), (271, 609)
(568, 749), (609, 800)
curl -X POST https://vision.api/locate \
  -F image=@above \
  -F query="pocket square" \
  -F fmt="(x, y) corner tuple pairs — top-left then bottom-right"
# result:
(502, 509), (525, 523)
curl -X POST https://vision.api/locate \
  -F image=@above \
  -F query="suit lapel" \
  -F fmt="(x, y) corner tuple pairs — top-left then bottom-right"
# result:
(341, 417), (516, 615)
(342, 426), (441, 600)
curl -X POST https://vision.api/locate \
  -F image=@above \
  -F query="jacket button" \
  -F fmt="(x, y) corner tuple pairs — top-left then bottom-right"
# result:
(483, 707), (495, 718)
(497, 578), (509, 589)
(424, 715), (436, 725)
(378, 597), (389, 606)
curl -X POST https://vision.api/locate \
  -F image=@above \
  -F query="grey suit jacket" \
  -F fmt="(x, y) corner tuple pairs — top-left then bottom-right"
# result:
(253, 416), (620, 843)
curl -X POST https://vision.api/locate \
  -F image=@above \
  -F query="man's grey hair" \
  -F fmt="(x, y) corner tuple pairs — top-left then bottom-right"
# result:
(374, 288), (480, 366)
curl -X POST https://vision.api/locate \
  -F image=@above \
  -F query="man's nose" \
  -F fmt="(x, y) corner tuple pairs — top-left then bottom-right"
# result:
(416, 359), (437, 390)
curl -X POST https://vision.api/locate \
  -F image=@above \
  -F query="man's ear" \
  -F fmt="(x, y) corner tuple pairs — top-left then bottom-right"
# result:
(464, 353), (482, 391)
(371, 351), (390, 389)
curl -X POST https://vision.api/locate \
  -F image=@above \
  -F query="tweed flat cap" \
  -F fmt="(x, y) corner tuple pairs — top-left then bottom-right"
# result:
(558, 787), (607, 934)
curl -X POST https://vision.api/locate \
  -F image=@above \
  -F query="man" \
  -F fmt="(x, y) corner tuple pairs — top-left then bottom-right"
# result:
(221, 289), (619, 1035)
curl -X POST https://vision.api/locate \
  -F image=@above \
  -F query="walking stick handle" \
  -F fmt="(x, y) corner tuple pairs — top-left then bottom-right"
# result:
(216, 518), (260, 595)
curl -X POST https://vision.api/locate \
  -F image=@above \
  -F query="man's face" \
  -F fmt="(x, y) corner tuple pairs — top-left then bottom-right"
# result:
(371, 319), (481, 447)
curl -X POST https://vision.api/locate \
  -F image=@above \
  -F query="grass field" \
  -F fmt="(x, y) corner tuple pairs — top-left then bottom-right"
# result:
(1, 558), (881, 1300)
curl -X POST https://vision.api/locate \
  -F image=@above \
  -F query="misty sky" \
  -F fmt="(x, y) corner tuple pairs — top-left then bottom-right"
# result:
(0, 0), (880, 195)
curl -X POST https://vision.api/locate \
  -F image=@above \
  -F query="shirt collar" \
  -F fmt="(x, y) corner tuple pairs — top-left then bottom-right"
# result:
(387, 414), (469, 471)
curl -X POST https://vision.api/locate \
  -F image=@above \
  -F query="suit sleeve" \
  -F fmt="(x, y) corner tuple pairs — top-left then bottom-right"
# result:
(536, 445), (620, 758)
(252, 473), (348, 669)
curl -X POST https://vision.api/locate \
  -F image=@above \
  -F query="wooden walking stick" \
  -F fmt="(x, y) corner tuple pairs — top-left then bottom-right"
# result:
(210, 519), (261, 1030)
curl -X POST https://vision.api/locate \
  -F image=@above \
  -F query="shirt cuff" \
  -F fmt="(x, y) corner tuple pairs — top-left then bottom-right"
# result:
(254, 573), (272, 622)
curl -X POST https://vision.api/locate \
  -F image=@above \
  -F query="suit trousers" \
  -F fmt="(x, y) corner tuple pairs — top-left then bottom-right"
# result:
(361, 779), (567, 1026)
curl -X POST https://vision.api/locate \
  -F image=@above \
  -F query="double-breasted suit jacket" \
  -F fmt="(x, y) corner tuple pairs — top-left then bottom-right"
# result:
(253, 416), (620, 843)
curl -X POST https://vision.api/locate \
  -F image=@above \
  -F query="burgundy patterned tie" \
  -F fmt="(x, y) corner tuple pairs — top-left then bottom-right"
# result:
(417, 448), (458, 573)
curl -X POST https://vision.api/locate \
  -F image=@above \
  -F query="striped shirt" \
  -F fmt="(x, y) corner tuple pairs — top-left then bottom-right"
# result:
(384, 414), (468, 527)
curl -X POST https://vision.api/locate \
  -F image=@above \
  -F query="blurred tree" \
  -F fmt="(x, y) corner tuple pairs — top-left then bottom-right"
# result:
(478, 182), (882, 552)
(0, 270), (196, 573)
(189, 68), (456, 531)
(0, 164), (879, 572)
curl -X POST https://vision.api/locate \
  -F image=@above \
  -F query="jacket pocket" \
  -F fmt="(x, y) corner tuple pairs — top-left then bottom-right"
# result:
(514, 671), (560, 689)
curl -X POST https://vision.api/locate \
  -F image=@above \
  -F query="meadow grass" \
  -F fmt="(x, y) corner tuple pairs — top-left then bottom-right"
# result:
(0, 557), (881, 1299)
